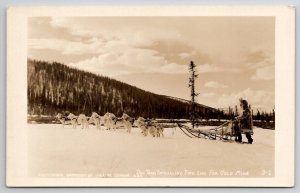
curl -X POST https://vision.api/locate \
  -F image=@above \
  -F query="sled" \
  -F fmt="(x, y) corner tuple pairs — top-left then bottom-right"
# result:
(177, 120), (236, 141)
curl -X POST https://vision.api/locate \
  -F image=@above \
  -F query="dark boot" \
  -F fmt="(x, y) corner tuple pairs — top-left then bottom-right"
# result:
(246, 132), (253, 144)
(236, 132), (242, 143)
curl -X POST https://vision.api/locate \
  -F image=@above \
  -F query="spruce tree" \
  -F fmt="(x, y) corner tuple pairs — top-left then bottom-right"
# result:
(188, 61), (199, 128)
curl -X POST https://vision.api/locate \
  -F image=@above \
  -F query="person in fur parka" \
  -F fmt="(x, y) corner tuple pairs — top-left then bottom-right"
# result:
(235, 98), (254, 144)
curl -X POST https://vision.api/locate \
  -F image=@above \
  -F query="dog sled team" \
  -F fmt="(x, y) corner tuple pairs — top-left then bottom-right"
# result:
(55, 98), (254, 142)
(56, 112), (164, 137)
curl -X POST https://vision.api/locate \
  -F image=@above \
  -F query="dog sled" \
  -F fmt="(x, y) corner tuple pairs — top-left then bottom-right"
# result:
(176, 121), (237, 141)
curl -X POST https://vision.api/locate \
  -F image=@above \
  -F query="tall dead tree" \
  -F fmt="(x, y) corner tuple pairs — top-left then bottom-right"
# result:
(188, 61), (199, 128)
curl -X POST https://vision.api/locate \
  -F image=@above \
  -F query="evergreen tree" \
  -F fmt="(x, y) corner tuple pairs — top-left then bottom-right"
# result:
(235, 105), (238, 116)
(256, 110), (261, 121)
(188, 61), (199, 128)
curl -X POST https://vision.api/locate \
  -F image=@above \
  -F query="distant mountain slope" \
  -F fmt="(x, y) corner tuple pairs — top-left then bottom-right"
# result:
(166, 96), (216, 111)
(27, 59), (216, 118)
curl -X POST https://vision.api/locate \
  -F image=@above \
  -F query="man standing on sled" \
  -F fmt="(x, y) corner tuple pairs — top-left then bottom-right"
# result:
(234, 98), (254, 144)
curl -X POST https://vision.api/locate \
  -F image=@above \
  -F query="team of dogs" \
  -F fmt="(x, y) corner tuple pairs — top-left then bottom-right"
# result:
(56, 112), (236, 139)
(56, 112), (164, 137)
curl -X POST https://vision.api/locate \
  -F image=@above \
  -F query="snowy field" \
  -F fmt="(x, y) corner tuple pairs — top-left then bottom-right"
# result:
(28, 124), (274, 178)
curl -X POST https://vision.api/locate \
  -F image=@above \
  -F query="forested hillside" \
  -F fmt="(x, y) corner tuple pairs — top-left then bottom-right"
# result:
(27, 59), (216, 118)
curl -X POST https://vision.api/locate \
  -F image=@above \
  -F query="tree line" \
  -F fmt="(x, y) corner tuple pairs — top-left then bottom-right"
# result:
(223, 106), (275, 122)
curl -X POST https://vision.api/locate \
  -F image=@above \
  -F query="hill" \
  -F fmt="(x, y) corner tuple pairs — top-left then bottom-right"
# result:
(27, 59), (216, 119)
(166, 96), (215, 111)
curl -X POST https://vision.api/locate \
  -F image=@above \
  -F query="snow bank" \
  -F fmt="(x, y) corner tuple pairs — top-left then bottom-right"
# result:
(28, 124), (274, 178)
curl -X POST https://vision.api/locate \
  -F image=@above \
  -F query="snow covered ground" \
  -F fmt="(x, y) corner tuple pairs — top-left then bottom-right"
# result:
(28, 124), (274, 178)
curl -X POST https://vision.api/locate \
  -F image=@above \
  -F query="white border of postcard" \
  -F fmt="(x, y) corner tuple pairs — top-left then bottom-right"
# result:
(6, 6), (295, 187)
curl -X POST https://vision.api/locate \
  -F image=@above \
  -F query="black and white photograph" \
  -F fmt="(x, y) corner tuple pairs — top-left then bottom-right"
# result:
(6, 6), (295, 187)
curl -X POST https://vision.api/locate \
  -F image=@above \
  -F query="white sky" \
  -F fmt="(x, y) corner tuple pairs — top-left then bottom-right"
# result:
(28, 16), (275, 112)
